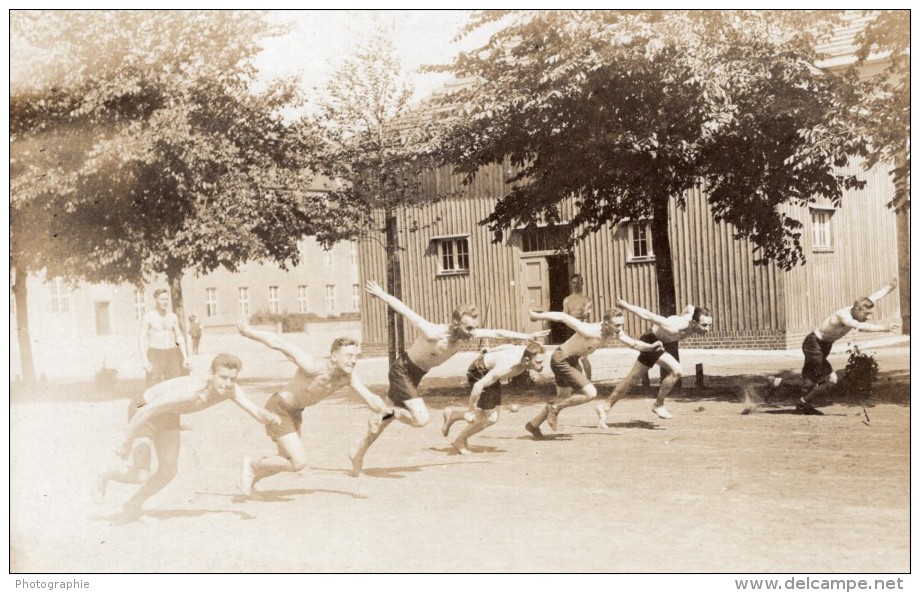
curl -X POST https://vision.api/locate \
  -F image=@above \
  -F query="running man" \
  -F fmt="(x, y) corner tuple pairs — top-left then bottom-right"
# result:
(237, 323), (393, 494)
(348, 280), (548, 476)
(140, 288), (188, 386)
(596, 299), (712, 425)
(95, 353), (280, 520)
(524, 308), (664, 439)
(785, 278), (899, 415)
(442, 342), (547, 454)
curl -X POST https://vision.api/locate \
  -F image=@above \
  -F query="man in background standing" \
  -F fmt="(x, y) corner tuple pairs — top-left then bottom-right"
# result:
(140, 288), (188, 386)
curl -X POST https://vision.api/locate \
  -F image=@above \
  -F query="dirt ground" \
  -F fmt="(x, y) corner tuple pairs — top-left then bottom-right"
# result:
(9, 346), (910, 574)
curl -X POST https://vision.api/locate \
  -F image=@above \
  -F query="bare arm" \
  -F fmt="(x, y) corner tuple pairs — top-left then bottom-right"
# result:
(617, 299), (686, 333)
(469, 368), (503, 414)
(237, 321), (316, 370)
(349, 374), (393, 415)
(473, 327), (551, 341)
(617, 331), (664, 353)
(365, 280), (442, 340)
(867, 277), (898, 304)
(172, 314), (189, 366)
(528, 310), (597, 338)
(230, 386), (281, 426)
(838, 311), (898, 333)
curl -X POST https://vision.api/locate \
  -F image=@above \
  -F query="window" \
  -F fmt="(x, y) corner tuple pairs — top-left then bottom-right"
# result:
(324, 249), (333, 266)
(352, 284), (360, 311)
(520, 225), (568, 254)
(133, 288), (146, 321)
(628, 222), (654, 262)
(238, 287), (250, 317)
(434, 236), (470, 275)
(268, 286), (280, 314)
(811, 208), (834, 252)
(298, 285), (309, 313)
(205, 288), (218, 318)
(325, 285), (335, 312)
(50, 277), (70, 314)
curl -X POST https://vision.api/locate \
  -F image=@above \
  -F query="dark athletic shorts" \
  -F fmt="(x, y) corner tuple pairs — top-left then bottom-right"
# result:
(146, 347), (183, 386)
(801, 332), (834, 383)
(127, 394), (180, 432)
(636, 331), (680, 368)
(550, 349), (591, 390)
(264, 392), (303, 440)
(467, 355), (502, 410)
(387, 353), (429, 408)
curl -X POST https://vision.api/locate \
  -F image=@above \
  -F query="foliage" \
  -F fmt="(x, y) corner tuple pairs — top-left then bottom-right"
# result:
(10, 11), (324, 286)
(310, 22), (439, 243)
(853, 10), (910, 212)
(432, 10), (870, 312)
(836, 343), (880, 402)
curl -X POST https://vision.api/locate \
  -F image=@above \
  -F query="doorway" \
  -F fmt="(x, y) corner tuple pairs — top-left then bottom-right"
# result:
(519, 253), (571, 344)
(94, 301), (111, 335)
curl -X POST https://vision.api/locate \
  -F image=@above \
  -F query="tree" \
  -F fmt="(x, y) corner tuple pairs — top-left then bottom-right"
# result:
(853, 9), (909, 212)
(434, 10), (868, 316)
(10, 11), (323, 381)
(312, 22), (440, 363)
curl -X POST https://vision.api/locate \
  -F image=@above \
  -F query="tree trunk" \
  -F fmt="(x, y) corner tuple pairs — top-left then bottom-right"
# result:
(651, 196), (677, 316)
(384, 208), (405, 365)
(166, 267), (188, 352)
(651, 196), (679, 387)
(895, 204), (910, 334)
(12, 265), (36, 385)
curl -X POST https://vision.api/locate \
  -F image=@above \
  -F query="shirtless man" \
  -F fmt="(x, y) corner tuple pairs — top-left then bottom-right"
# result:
(786, 278), (899, 415)
(442, 342), (547, 454)
(140, 288), (188, 386)
(524, 308), (664, 439)
(596, 299), (712, 425)
(562, 274), (594, 380)
(348, 280), (548, 476)
(95, 353), (280, 520)
(237, 323), (393, 494)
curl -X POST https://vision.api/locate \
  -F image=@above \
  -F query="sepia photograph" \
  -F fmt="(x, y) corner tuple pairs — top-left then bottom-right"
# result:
(7, 6), (911, 584)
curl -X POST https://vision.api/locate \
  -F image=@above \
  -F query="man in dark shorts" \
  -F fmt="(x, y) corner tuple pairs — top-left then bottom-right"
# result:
(525, 308), (663, 438)
(442, 342), (547, 454)
(597, 299), (712, 424)
(348, 281), (548, 476)
(781, 278), (899, 414)
(139, 288), (188, 386)
(236, 322), (392, 494)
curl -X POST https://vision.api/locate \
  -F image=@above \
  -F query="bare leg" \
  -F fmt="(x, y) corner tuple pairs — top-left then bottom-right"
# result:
(442, 407), (467, 437)
(546, 383), (598, 430)
(453, 409), (497, 455)
(242, 433), (307, 495)
(121, 429), (180, 515)
(348, 413), (395, 477)
(597, 362), (649, 428)
(650, 354), (682, 418)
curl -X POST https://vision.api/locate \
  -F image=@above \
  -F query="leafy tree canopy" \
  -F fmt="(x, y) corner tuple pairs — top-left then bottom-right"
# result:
(10, 10), (323, 285)
(433, 10), (870, 270)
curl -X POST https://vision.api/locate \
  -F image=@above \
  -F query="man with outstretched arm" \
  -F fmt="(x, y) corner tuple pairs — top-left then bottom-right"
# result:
(237, 322), (393, 494)
(596, 299), (712, 425)
(782, 278), (899, 415)
(524, 307), (663, 439)
(95, 353), (280, 521)
(442, 342), (547, 454)
(348, 280), (548, 476)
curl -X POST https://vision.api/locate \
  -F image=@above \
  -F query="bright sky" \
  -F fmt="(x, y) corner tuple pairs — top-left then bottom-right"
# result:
(253, 10), (491, 109)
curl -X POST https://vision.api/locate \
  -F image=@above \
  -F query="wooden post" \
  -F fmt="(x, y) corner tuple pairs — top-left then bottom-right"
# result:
(695, 363), (704, 389)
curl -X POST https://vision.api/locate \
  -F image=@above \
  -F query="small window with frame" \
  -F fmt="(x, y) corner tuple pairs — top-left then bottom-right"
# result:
(433, 235), (471, 276)
(810, 207), (835, 252)
(627, 221), (655, 263)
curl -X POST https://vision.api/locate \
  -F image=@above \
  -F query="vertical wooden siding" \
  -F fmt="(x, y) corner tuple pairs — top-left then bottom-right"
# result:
(781, 162), (900, 338)
(358, 160), (899, 350)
